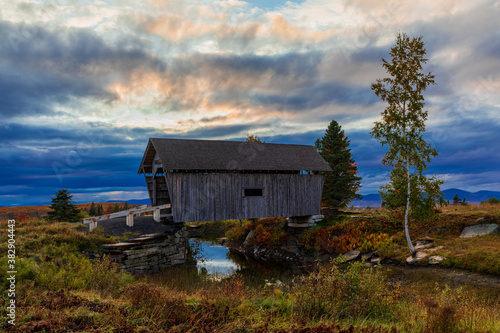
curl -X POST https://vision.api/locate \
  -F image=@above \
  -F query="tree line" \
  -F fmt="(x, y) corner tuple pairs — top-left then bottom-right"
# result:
(47, 189), (131, 222)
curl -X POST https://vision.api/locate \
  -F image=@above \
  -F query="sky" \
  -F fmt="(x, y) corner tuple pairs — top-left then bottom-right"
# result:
(1, 0), (500, 206)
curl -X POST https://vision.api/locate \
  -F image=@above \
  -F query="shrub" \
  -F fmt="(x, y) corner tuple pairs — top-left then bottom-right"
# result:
(292, 257), (394, 320)
(299, 222), (364, 253)
(251, 218), (288, 247)
(359, 233), (394, 253)
(226, 220), (253, 242)
(488, 197), (500, 204)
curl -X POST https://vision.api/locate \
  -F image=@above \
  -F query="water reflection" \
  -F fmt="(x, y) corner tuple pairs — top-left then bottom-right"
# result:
(190, 238), (308, 285)
(193, 239), (240, 275)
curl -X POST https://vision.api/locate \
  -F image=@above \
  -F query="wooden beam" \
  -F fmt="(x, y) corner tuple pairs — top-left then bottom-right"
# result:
(83, 204), (172, 231)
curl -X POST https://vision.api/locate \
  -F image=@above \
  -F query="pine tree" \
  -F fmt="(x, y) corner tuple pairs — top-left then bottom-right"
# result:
(97, 205), (104, 216)
(123, 201), (129, 210)
(113, 202), (121, 213)
(452, 194), (461, 205)
(315, 120), (362, 209)
(89, 202), (96, 216)
(46, 189), (81, 222)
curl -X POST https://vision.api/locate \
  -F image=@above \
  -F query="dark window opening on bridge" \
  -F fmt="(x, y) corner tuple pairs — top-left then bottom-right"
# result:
(244, 188), (263, 197)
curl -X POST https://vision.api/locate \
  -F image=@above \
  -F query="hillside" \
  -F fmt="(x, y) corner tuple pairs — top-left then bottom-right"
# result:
(353, 189), (500, 208)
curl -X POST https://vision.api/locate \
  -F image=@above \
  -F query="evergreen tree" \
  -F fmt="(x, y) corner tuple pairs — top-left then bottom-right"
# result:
(97, 205), (104, 216)
(123, 201), (129, 210)
(113, 202), (121, 213)
(452, 194), (461, 205)
(89, 202), (97, 216)
(47, 189), (81, 222)
(315, 120), (362, 209)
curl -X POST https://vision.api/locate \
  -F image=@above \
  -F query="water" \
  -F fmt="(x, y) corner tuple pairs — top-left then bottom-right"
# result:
(192, 239), (240, 275)
(190, 238), (302, 284)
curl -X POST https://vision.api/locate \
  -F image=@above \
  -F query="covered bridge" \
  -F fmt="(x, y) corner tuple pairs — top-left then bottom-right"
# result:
(138, 138), (331, 223)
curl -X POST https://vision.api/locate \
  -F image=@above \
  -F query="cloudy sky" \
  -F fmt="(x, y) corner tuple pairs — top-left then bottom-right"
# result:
(1, 0), (500, 206)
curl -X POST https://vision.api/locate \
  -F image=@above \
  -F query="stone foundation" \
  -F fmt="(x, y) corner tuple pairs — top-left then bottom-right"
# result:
(101, 227), (189, 274)
(287, 215), (323, 227)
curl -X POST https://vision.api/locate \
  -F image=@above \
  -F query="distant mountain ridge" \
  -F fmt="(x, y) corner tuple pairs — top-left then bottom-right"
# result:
(106, 199), (151, 205)
(352, 189), (500, 208)
(106, 189), (500, 209)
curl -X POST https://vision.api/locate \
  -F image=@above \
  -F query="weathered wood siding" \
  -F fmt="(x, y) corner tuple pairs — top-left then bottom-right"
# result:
(164, 173), (324, 222)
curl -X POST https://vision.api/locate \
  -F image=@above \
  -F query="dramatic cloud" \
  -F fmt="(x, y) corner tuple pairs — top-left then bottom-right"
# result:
(0, 0), (499, 206)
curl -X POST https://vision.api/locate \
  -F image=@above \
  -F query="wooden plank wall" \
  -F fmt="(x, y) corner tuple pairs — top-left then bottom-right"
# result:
(164, 173), (324, 223)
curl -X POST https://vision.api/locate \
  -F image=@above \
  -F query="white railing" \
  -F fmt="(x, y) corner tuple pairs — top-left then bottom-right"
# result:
(82, 204), (172, 231)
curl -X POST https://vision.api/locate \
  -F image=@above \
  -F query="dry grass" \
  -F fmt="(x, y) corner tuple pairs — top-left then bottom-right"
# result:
(2, 207), (500, 332)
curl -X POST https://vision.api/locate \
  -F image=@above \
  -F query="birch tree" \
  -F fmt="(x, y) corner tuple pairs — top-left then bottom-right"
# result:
(371, 33), (441, 255)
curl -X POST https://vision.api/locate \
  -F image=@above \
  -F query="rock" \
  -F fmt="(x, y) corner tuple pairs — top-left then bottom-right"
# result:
(415, 242), (432, 250)
(475, 217), (487, 224)
(243, 230), (255, 246)
(428, 256), (446, 265)
(425, 246), (444, 253)
(343, 250), (361, 262)
(459, 224), (499, 238)
(361, 251), (377, 261)
(370, 257), (382, 265)
(406, 251), (428, 264)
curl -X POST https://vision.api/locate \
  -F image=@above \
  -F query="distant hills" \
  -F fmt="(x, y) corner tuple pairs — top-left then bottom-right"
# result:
(106, 199), (151, 205)
(107, 189), (500, 210)
(352, 189), (500, 208)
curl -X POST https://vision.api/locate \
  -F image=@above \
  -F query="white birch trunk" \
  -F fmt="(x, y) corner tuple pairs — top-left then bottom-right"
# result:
(405, 156), (416, 254)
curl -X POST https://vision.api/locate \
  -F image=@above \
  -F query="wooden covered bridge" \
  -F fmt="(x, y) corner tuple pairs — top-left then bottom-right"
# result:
(138, 138), (331, 223)
(84, 138), (331, 230)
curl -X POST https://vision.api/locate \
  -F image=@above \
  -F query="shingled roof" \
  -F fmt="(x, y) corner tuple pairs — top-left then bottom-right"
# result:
(138, 138), (332, 173)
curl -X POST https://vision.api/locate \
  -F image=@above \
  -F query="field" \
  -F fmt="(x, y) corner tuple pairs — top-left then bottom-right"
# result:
(0, 203), (499, 332)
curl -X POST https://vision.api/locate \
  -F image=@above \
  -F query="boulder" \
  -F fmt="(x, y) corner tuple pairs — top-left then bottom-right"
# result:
(459, 224), (499, 238)
(343, 250), (361, 262)
(406, 251), (428, 264)
(428, 256), (446, 265)
(361, 251), (377, 261)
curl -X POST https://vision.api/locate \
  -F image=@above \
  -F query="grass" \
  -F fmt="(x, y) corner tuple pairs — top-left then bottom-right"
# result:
(1, 203), (500, 332)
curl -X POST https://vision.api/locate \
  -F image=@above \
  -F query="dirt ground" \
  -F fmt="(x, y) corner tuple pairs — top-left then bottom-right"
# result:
(385, 264), (500, 289)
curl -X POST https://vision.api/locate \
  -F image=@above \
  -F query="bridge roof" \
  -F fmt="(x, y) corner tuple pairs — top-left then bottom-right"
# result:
(138, 138), (332, 174)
